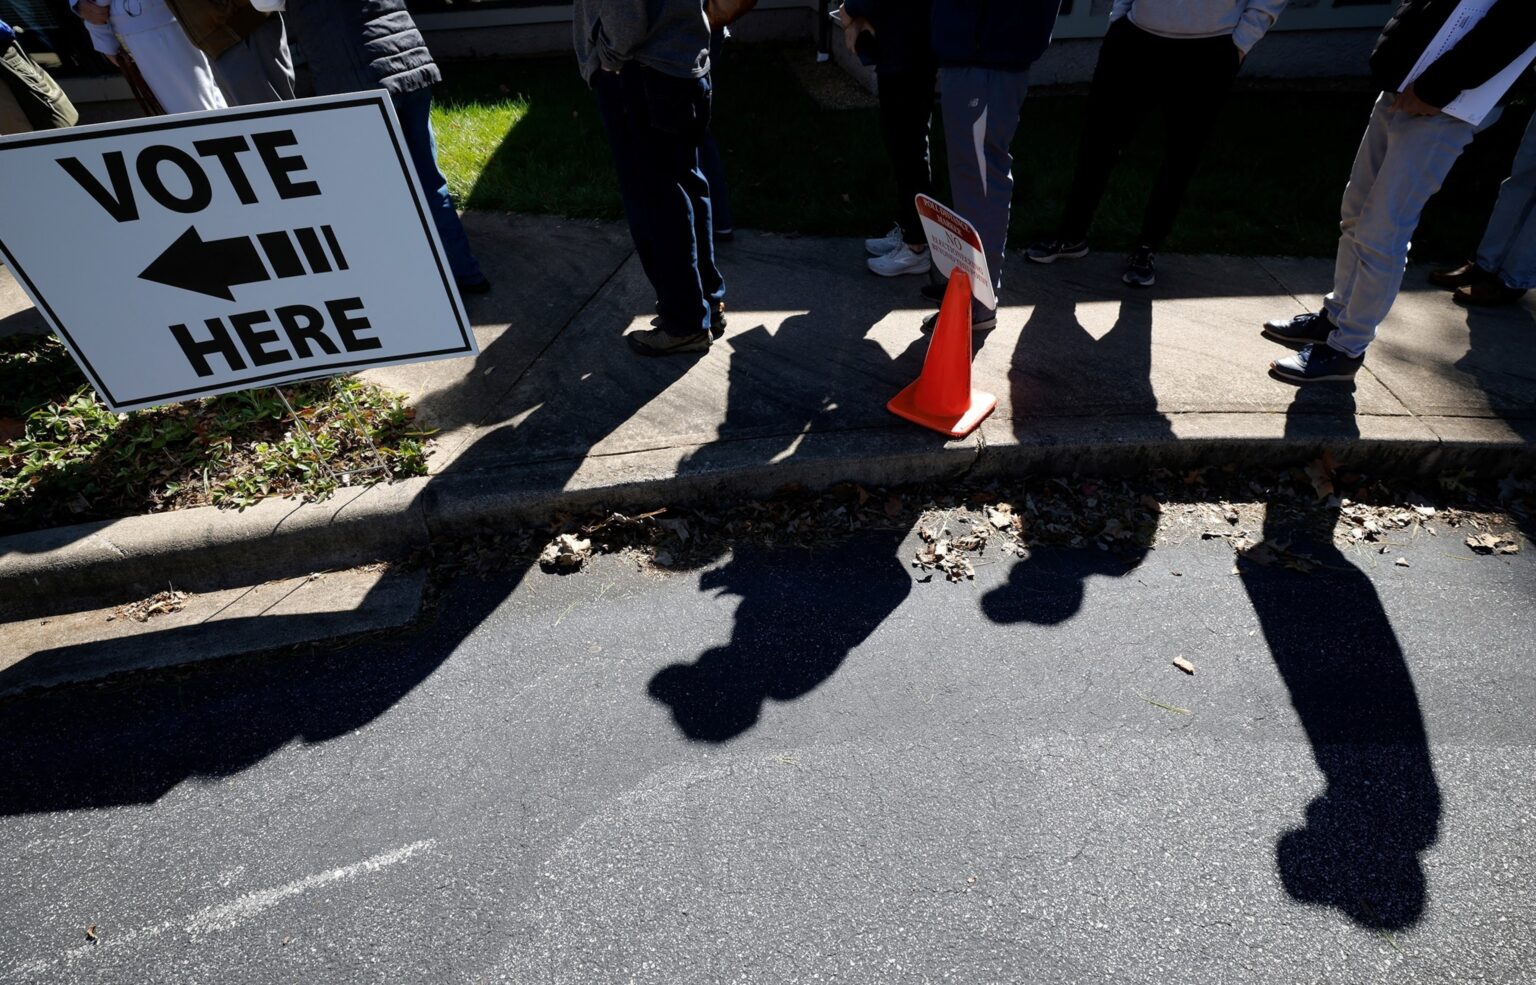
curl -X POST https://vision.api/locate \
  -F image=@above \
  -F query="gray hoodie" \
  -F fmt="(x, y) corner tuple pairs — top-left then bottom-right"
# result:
(573, 0), (711, 82)
(1109, 0), (1289, 55)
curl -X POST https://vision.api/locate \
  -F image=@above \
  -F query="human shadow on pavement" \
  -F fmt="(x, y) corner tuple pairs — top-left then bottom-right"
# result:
(0, 290), (699, 814)
(1238, 384), (1440, 931)
(647, 529), (912, 742)
(1458, 302), (1536, 542)
(980, 296), (1167, 627)
(650, 305), (942, 742)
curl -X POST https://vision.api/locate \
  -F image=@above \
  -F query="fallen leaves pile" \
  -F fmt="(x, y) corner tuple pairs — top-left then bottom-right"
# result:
(439, 461), (1528, 584)
(112, 590), (188, 623)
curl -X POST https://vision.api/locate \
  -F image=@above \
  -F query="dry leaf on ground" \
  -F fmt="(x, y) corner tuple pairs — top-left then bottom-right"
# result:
(538, 533), (592, 571)
(1465, 532), (1520, 555)
(115, 590), (188, 623)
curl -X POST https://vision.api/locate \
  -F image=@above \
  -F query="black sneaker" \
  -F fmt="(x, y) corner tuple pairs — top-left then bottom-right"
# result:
(1269, 343), (1363, 384)
(1122, 247), (1156, 287)
(457, 274), (492, 295)
(1262, 311), (1335, 347)
(710, 301), (727, 340)
(626, 326), (711, 357)
(1025, 238), (1089, 264)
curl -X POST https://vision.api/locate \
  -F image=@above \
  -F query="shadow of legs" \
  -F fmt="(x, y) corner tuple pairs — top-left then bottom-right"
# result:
(647, 529), (912, 743)
(1241, 386), (1440, 930)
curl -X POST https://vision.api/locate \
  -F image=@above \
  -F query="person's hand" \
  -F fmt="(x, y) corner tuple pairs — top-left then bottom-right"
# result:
(1235, 43), (1247, 65)
(843, 16), (873, 54)
(75, 0), (111, 26)
(1392, 85), (1441, 116)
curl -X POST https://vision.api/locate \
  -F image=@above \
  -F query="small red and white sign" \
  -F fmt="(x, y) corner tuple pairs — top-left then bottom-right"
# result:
(915, 194), (994, 311)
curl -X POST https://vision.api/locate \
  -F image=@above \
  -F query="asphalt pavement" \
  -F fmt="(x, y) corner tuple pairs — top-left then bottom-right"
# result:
(2, 509), (1532, 984)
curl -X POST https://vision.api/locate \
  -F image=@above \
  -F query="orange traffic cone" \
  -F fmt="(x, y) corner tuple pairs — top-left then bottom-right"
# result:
(886, 269), (996, 438)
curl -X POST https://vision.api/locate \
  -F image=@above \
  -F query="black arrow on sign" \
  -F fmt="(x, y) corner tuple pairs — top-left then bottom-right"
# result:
(140, 226), (269, 302)
(139, 224), (350, 302)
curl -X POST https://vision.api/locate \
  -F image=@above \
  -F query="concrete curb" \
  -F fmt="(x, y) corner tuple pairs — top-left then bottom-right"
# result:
(4, 414), (1532, 620)
(1, 478), (430, 620)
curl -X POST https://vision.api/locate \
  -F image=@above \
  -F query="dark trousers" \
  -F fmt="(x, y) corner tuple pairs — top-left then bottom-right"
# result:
(1, 37), (77, 131)
(878, 64), (938, 245)
(698, 27), (733, 234)
(594, 65), (724, 337)
(1059, 17), (1241, 249)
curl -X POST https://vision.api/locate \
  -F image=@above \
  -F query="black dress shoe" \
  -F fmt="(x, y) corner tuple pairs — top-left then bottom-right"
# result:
(1427, 260), (1492, 290)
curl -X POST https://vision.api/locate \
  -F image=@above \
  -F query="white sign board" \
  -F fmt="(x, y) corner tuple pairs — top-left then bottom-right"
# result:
(1398, 0), (1536, 126)
(0, 92), (476, 412)
(916, 194), (995, 311)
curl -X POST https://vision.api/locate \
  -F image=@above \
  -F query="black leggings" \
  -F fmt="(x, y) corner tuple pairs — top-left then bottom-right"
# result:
(1059, 17), (1241, 249)
(877, 64), (938, 245)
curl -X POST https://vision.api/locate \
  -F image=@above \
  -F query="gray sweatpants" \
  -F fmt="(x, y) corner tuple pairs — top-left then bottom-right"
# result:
(1323, 93), (1480, 358)
(212, 15), (295, 106)
(939, 65), (1030, 312)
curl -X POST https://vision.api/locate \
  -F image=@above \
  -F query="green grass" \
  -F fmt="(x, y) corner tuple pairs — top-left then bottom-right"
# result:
(432, 44), (1529, 259)
(0, 335), (430, 536)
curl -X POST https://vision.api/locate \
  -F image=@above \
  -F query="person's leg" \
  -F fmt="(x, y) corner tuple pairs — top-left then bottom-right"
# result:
(1325, 106), (1478, 357)
(596, 66), (713, 339)
(121, 23), (227, 114)
(1138, 34), (1240, 249)
(212, 15), (296, 106)
(697, 28), (733, 237)
(1058, 17), (1151, 243)
(0, 37), (77, 130)
(687, 74), (725, 314)
(878, 64), (937, 247)
(1476, 111), (1536, 289)
(939, 65), (1030, 310)
(1321, 94), (1393, 328)
(391, 86), (486, 287)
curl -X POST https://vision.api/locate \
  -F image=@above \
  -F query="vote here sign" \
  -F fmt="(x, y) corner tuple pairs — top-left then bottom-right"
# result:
(0, 92), (476, 412)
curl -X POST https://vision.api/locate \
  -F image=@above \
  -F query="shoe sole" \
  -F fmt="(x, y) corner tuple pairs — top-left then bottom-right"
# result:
(1025, 247), (1090, 265)
(1453, 292), (1525, 308)
(1260, 326), (1332, 349)
(921, 317), (997, 334)
(1122, 273), (1155, 287)
(1267, 363), (1358, 384)
(868, 260), (934, 278)
(627, 336), (711, 357)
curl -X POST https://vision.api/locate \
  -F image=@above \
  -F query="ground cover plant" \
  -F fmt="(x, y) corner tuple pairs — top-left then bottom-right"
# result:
(0, 334), (429, 536)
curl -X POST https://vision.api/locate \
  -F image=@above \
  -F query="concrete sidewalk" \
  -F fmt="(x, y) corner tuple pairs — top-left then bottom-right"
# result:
(2, 211), (1533, 618)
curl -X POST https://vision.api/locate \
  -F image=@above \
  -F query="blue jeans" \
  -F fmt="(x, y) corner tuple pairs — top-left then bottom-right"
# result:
(939, 66), (1030, 315)
(392, 85), (484, 285)
(698, 27), (734, 234)
(1323, 93), (1479, 358)
(594, 65), (724, 336)
(1476, 110), (1536, 291)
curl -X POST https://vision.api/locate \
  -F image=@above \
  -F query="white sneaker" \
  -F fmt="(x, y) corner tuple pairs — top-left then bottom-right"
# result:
(864, 224), (904, 257)
(867, 243), (933, 277)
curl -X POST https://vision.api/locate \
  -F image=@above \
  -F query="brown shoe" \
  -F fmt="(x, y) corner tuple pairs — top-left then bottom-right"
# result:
(1453, 281), (1528, 307)
(1428, 260), (1493, 289)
